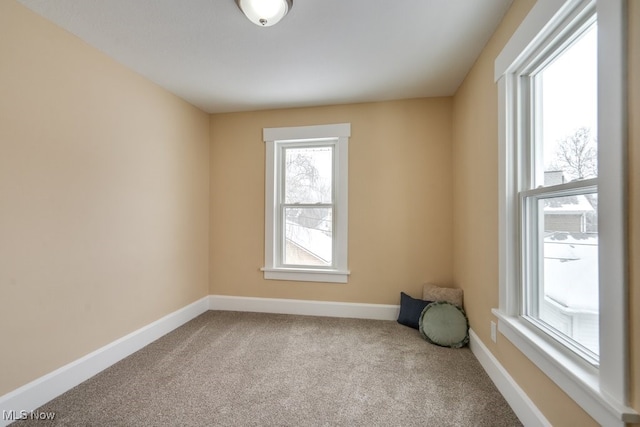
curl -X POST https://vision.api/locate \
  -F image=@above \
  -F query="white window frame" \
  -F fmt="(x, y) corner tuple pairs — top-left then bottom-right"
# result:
(494, 0), (639, 425)
(262, 123), (350, 283)
(520, 10), (599, 363)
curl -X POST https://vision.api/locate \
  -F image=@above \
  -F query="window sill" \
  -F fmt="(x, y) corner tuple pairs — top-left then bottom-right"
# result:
(261, 267), (349, 283)
(492, 309), (639, 426)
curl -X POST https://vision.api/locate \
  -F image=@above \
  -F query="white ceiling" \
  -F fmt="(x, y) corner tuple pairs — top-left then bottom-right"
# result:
(18, 0), (514, 114)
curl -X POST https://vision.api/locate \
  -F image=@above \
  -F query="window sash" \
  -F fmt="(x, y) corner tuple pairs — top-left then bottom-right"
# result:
(281, 142), (335, 204)
(515, 8), (600, 365)
(519, 181), (598, 364)
(279, 204), (334, 269)
(276, 141), (337, 269)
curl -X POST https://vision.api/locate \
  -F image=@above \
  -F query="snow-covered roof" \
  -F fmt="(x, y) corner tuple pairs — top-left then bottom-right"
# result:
(543, 233), (598, 313)
(286, 221), (332, 264)
(544, 195), (595, 215)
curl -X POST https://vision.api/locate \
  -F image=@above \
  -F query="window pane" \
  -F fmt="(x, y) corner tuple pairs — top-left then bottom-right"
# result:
(538, 24), (597, 185)
(536, 193), (599, 356)
(284, 207), (332, 266)
(284, 146), (333, 204)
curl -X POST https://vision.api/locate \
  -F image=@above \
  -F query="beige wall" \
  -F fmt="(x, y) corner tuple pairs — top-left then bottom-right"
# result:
(0, 1), (210, 395)
(210, 99), (453, 304)
(452, 0), (640, 425)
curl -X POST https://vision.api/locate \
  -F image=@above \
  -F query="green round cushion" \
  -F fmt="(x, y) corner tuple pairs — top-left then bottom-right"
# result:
(419, 301), (469, 348)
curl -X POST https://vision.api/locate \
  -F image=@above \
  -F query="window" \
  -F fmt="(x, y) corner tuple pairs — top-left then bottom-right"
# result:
(521, 19), (599, 364)
(495, 0), (638, 425)
(262, 123), (350, 283)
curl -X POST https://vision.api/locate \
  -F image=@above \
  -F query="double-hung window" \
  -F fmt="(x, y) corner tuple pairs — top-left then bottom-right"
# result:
(494, 0), (638, 425)
(521, 12), (599, 365)
(262, 123), (350, 283)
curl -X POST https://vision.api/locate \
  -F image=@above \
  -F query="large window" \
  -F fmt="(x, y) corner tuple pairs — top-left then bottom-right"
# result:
(521, 19), (599, 364)
(262, 123), (350, 283)
(495, 0), (637, 425)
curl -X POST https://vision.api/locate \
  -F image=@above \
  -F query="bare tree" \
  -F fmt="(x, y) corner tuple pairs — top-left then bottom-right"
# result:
(284, 148), (332, 232)
(549, 127), (597, 181)
(545, 127), (598, 232)
(285, 150), (322, 203)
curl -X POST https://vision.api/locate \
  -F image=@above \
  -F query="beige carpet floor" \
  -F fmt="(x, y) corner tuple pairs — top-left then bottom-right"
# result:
(14, 311), (522, 426)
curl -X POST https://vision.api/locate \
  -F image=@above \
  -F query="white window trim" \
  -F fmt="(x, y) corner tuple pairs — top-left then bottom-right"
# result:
(495, 0), (639, 425)
(262, 123), (350, 283)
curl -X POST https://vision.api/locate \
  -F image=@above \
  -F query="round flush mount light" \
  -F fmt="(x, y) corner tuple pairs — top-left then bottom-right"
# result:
(236, 0), (293, 27)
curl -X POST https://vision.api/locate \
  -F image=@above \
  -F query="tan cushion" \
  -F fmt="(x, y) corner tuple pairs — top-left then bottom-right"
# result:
(422, 283), (463, 307)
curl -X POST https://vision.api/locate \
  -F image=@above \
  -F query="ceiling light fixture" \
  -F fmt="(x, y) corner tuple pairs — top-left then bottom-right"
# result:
(236, 0), (293, 27)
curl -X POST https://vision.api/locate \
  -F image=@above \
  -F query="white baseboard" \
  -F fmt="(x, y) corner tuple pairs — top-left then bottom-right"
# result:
(0, 297), (209, 427)
(208, 295), (400, 321)
(469, 329), (551, 427)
